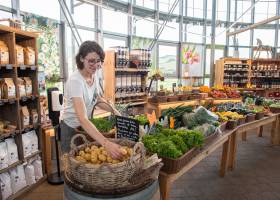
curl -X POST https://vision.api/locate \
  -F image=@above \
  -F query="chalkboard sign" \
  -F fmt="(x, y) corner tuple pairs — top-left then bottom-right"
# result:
(116, 116), (139, 142)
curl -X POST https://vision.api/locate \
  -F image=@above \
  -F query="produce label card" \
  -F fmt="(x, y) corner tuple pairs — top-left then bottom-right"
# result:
(116, 116), (139, 142)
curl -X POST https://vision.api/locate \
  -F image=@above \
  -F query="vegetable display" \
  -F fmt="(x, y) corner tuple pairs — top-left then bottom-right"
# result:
(270, 103), (280, 108)
(75, 145), (132, 164)
(133, 115), (149, 125)
(215, 111), (244, 122)
(90, 117), (115, 133)
(142, 129), (204, 159)
(162, 105), (192, 129)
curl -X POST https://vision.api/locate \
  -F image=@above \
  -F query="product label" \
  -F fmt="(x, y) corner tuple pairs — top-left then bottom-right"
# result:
(32, 114), (38, 124)
(26, 85), (32, 96)
(8, 86), (15, 98)
(17, 52), (24, 64)
(23, 116), (29, 126)
(19, 85), (26, 97)
(1, 51), (9, 63)
(28, 53), (35, 65)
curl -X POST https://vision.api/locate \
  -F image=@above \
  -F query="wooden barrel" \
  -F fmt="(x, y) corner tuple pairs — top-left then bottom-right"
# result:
(63, 181), (160, 200)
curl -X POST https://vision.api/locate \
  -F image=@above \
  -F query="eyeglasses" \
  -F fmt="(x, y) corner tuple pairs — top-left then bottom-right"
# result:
(84, 58), (104, 65)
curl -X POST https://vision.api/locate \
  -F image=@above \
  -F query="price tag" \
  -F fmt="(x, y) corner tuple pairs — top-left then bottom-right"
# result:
(116, 116), (139, 142)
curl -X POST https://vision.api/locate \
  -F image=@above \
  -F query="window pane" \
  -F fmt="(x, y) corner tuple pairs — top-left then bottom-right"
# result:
(159, 78), (179, 90)
(103, 9), (127, 34)
(186, 24), (203, 43)
(228, 47), (250, 58)
(135, 0), (155, 9)
(159, 20), (179, 41)
(159, 0), (179, 15)
(215, 27), (226, 45)
(103, 37), (126, 50)
(0, 0), (11, 7)
(78, 29), (95, 42)
(229, 30), (250, 46)
(254, 29), (275, 47)
(186, 0), (204, 18)
(205, 48), (223, 75)
(133, 17), (154, 38)
(216, 0), (227, 21)
(73, 3), (95, 28)
(207, 0), (212, 20)
(20, 0), (60, 20)
(159, 45), (177, 78)
(237, 0), (251, 23)
(0, 10), (12, 26)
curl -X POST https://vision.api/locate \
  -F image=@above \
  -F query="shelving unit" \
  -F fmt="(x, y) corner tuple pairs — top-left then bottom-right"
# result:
(103, 50), (150, 115)
(215, 58), (280, 97)
(0, 24), (44, 200)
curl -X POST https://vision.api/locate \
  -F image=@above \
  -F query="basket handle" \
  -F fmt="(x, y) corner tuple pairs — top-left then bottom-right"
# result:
(70, 134), (89, 149)
(129, 142), (145, 168)
(91, 100), (115, 118)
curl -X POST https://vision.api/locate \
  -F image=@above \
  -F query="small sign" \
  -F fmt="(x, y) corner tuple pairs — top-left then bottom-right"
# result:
(116, 116), (139, 142)
(6, 64), (13, 70)
(31, 66), (36, 70)
(20, 65), (26, 70)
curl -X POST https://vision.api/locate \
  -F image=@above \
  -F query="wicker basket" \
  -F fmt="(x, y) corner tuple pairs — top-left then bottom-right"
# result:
(149, 96), (167, 103)
(64, 134), (146, 190)
(178, 94), (189, 101)
(220, 122), (227, 132)
(269, 106), (280, 113)
(255, 112), (264, 120)
(246, 113), (256, 122)
(159, 147), (200, 174)
(227, 120), (238, 130)
(167, 95), (179, 102)
(237, 117), (246, 125)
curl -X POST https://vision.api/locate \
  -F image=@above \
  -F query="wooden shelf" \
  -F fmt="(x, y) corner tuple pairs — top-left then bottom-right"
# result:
(0, 64), (14, 69)
(0, 98), (17, 106)
(23, 150), (41, 161)
(6, 175), (46, 200)
(0, 160), (22, 174)
(115, 92), (147, 99)
(0, 129), (19, 140)
(115, 68), (149, 72)
(17, 64), (37, 71)
(19, 95), (38, 102)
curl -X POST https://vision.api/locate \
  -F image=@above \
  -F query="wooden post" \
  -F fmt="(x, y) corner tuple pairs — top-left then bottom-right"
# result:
(228, 131), (237, 170)
(241, 131), (247, 141)
(271, 115), (280, 145)
(43, 127), (54, 175)
(258, 126), (263, 137)
(159, 175), (171, 200)
(220, 138), (230, 177)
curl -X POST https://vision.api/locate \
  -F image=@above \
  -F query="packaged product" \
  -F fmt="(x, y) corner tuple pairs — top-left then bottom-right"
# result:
(15, 45), (24, 65)
(0, 172), (12, 200)
(24, 164), (36, 185)
(0, 142), (9, 169)
(23, 77), (32, 96)
(5, 138), (19, 165)
(0, 41), (9, 65)
(17, 78), (26, 97)
(9, 165), (26, 194)
(21, 106), (30, 128)
(30, 109), (38, 125)
(23, 47), (35, 65)
(22, 132), (32, 157)
(32, 158), (43, 181)
(2, 78), (16, 99)
(26, 130), (38, 153)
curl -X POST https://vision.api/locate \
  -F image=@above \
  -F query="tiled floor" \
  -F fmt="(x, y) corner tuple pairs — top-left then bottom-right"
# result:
(23, 125), (280, 200)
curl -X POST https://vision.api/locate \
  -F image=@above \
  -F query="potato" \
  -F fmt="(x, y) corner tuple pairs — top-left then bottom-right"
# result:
(107, 156), (113, 163)
(91, 156), (98, 164)
(75, 156), (86, 162)
(98, 154), (107, 162)
(99, 146), (105, 151)
(85, 147), (91, 153)
(112, 159), (120, 164)
(90, 145), (98, 151)
(78, 150), (85, 157)
(84, 153), (91, 161)
(101, 150), (108, 156)
(126, 148), (133, 156)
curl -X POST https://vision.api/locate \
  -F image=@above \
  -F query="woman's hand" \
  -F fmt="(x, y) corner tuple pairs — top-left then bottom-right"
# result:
(104, 140), (124, 160)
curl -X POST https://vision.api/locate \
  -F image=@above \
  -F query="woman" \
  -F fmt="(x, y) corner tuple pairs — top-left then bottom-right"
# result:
(60, 40), (123, 159)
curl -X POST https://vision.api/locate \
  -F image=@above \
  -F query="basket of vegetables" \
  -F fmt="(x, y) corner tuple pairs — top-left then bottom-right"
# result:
(269, 103), (280, 113)
(64, 134), (146, 190)
(142, 128), (204, 174)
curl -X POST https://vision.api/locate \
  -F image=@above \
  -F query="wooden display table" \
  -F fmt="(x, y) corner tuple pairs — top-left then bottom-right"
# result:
(159, 114), (280, 200)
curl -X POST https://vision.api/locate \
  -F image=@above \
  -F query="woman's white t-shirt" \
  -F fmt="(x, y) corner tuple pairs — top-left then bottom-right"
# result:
(62, 70), (100, 128)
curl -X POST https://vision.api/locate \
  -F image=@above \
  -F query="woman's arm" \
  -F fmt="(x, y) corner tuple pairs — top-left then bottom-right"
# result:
(72, 97), (123, 159)
(96, 96), (122, 116)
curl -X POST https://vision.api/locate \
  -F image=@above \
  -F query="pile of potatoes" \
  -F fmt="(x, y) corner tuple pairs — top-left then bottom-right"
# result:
(75, 145), (133, 165)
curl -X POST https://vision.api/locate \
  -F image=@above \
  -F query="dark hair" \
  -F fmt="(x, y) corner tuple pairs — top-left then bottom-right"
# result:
(75, 41), (105, 70)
